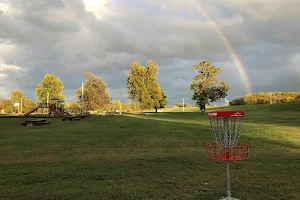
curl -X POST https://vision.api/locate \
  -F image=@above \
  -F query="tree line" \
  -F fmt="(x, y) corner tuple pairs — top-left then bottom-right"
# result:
(1, 59), (232, 114)
(0, 90), (36, 113)
(230, 92), (300, 105)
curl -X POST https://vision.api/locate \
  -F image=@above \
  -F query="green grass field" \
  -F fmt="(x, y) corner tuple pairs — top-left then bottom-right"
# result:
(1, 103), (300, 200)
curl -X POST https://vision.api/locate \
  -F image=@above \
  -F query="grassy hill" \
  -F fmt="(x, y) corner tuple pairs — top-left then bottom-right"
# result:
(0, 103), (299, 199)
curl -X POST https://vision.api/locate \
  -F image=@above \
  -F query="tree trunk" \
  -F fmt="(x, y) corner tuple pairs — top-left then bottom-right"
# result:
(155, 107), (158, 113)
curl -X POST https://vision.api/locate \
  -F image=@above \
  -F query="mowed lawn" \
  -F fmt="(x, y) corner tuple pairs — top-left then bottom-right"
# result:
(0, 104), (300, 200)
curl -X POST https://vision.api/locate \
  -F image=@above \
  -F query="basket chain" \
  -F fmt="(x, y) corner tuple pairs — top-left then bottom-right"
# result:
(209, 116), (244, 149)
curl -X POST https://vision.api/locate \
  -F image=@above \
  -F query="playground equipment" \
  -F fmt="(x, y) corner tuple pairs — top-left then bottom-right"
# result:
(19, 97), (72, 118)
(206, 111), (249, 200)
(48, 98), (71, 117)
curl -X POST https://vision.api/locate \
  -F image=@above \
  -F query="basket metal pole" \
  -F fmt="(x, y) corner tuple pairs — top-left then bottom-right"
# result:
(226, 161), (231, 199)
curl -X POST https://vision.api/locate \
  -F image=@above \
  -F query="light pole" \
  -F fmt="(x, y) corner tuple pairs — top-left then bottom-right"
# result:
(182, 98), (184, 112)
(81, 82), (84, 115)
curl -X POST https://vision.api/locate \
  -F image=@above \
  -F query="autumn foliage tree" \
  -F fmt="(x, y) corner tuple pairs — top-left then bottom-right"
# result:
(36, 74), (64, 102)
(11, 89), (35, 112)
(0, 99), (14, 113)
(112, 100), (122, 112)
(127, 60), (167, 113)
(76, 72), (111, 111)
(127, 61), (150, 111)
(145, 60), (163, 111)
(190, 61), (230, 114)
(11, 89), (23, 104)
(64, 102), (81, 113)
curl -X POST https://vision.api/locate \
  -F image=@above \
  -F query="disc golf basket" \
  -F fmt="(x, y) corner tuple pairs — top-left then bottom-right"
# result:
(207, 111), (249, 200)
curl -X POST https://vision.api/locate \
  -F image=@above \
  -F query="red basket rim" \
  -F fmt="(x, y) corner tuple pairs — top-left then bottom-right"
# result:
(208, 110), (244, 118)
(206, 142), (249, 161)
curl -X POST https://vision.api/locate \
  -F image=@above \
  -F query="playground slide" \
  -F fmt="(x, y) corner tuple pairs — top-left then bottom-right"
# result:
(19, 106), (38, 117)
(49, 104), (64, 117)
(64, 109), (72, 116)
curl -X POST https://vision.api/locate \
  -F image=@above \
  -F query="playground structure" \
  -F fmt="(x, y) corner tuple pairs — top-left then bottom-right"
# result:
(206, 111), (249, 200)
(19, 97), (74, 119)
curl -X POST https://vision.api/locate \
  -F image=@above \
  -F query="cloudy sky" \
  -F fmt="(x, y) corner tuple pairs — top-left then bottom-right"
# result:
(0, 0), (299, 105)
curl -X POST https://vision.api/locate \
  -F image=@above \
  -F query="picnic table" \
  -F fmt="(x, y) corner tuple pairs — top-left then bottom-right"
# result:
(22, 119), (50, 126)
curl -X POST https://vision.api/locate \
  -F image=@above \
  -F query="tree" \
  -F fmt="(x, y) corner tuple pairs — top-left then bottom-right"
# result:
(11, 89), (23, 104)
(65, 102), (81, 113)
(127, 61), (151, 112)
(122, 102), (131, 112)
(36, 74), (64, 102)
(11, 89), (35, 112)
(154, 89), (168, 112)
(190, 61), (230, 114)
(112, 100), (122, 113)
(127, 60), (167, 113)
(0, 99), (14, 113)
(76, 72), (111, 111)
(145, 60), (164, 111)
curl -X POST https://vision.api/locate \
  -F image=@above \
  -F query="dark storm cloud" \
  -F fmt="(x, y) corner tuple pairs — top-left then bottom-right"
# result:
(0, 0), (299, 105)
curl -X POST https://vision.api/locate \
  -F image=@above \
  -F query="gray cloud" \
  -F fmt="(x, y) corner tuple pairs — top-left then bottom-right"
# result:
(0, 0), (299, 105)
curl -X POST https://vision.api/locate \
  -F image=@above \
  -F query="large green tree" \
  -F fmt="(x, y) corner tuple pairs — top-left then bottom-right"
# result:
(127, 60), (167, 112)
(190, 61), (230, 114)
(76, 72), (111, 111)
(36, 74), (64, 102)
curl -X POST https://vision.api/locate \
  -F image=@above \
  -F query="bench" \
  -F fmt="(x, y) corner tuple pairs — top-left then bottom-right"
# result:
(22, 119), (50, 126)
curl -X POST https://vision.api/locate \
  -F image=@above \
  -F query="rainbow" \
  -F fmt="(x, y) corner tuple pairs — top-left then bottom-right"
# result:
(191, 0), (253, 94)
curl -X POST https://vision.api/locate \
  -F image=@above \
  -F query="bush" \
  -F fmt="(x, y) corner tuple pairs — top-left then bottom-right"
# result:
(230, 92), (300, 105)
(176, 103), (188, 107)
(229, 98), (245, 105)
